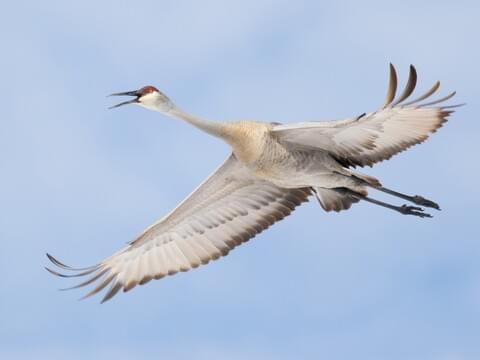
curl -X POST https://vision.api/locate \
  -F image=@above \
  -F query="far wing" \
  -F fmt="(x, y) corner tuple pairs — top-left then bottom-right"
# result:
(47, 154), (311, 302)
(272, 64), (459, 168)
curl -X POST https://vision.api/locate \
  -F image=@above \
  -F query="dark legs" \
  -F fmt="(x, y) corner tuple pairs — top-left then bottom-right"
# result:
(374, 186), (440, 210)
(342, 182), (440, 218)
(356, 193), (432, 218)
(328, 172), (442, 217)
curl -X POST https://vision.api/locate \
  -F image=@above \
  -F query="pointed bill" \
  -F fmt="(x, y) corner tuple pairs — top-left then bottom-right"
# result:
(108, 89), (140, 109)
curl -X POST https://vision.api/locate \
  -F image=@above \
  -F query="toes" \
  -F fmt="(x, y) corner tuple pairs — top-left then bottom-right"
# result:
(400, 205), (423, 212)
(408, 205), (423, 211)
(413, 195), (441, 210)
(399, 205), (432, 218)
(412, 213), (433, 218)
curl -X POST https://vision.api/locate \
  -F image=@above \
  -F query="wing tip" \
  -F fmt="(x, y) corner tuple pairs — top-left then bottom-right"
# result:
(46, 252), (96, 271)
(383, 64), (459, 110)
(419, 90), (457, 108)
(383, 63), (398, 107)
(391, 64), (418, 106)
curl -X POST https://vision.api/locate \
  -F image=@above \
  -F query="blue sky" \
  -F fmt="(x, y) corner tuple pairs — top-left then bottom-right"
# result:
(1, 0), (479, 359)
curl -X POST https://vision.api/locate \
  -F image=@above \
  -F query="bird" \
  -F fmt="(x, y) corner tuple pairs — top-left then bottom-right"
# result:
(46, 64), (460, 303)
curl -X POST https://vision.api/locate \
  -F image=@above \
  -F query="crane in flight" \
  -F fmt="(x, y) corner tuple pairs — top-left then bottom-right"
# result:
(47, 64), (459, 302)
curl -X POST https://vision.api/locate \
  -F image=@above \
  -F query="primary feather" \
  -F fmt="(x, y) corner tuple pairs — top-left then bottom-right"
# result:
(272, 64), (457, 168)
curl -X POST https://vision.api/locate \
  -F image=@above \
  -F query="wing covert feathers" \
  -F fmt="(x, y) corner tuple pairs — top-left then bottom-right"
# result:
(47, 155), (311, 302)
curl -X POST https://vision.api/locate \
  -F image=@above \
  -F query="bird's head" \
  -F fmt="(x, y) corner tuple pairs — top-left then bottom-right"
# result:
(109, 85), (174, 113)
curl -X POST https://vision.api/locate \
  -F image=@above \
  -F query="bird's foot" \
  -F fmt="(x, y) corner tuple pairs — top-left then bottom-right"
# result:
(398, 204), (432, 218)
(412, 195), (440, 210)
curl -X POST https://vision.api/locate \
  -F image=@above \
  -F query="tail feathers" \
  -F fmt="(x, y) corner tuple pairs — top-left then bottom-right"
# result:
(313, 187), (361, 212)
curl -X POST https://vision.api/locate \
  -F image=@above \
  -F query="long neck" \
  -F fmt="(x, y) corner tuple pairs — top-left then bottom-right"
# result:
(167, 106), (226, 139)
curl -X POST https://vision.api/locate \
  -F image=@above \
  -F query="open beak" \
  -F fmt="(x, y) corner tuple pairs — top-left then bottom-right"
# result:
(108, 90), (141, 109)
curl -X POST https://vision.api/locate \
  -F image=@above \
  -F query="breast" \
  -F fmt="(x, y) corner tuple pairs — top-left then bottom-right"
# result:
(224, 122), (274, 165)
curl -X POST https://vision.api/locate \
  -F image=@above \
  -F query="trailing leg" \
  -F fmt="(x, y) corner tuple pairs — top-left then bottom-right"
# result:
(373, 186), (440, 210)
(349, 190), (433, 218)
(313, 187), (432, 218)
(349, 170), (440, 210)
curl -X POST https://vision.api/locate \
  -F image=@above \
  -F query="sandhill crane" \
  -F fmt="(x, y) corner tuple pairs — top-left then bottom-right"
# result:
(47, 64), (460, 303)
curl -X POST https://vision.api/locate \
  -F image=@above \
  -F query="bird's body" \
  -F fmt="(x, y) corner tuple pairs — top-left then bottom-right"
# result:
(47, 65), (460, 302)
(194, 119), (367, 193)
(239, 129), (360, 190)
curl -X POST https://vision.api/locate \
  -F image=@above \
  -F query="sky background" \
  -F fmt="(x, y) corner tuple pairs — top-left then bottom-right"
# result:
(1, 0), (479, 359)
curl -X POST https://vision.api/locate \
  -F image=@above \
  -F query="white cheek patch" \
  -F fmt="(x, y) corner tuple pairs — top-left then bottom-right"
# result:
(138, 92), (174, 113)
(140, 92), (157, 106)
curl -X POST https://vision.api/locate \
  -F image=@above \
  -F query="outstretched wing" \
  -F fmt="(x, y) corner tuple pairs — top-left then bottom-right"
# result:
(47, 154), (311, 302)
(272, 64), (460, 168)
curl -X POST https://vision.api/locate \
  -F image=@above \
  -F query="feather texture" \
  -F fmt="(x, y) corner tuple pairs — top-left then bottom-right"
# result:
(47, 154), (311, 302)
(272, 64), (458, 168)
